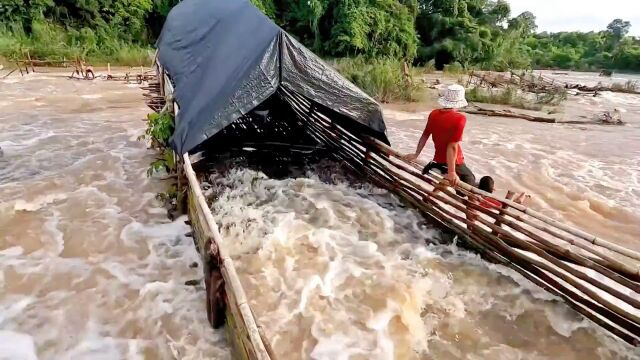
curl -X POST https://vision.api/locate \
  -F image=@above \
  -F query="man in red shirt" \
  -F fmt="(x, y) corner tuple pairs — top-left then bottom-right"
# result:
(404, 84), (476, 187)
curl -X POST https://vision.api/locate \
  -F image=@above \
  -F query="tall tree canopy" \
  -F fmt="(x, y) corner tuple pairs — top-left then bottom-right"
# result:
(607, 18), (632, 40)
(1, 0), (639, 71)
(251, 0), (419, 60)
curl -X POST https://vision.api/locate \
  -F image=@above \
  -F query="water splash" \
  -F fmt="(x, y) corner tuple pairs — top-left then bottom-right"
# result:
(209, 166), (637, 359)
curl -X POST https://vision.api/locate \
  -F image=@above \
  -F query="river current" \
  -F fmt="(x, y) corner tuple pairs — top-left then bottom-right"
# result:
(0, 74), (229, 359)
(0, 71), (638, 359)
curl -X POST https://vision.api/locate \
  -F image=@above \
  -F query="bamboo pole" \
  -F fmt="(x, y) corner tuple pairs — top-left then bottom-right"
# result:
(365, 136), (640, 263)
(183, 153), (272, 359)
(492, 191), (514, 234)
(363, 155), (640, 340)
(27, 51), (35, 73)
(470, 228), (640, 345)
(303, 123), (640, 344)
(372, 139), (640, 279)
(2, 68), (17, 79)
(373, 153), (640, 287)
(367, 152), (640, 303)
(360, 139), (637, 336)
(371, 151), (640, 288)
(15, 62), (23, 76)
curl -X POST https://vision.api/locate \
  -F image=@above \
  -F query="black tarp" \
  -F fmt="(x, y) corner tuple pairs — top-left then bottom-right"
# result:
(157, 0), (388, 155)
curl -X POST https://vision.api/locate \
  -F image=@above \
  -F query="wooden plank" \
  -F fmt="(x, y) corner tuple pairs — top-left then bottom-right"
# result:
(183, 152), (272, 360)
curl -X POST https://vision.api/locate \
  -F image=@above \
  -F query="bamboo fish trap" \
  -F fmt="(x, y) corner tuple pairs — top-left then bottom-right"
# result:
(146, 66), (639, 360)
(277, 85), (640, 347)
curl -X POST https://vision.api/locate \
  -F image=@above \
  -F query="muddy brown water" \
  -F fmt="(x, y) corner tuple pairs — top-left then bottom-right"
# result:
(1, 72), (638, 359)
(0, 74), (229, 359)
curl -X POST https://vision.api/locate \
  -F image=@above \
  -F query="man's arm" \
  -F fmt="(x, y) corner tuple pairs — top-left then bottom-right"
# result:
(445, 142), (460, 186)
(445, 114), (466, 186)
(404, 120), (431, 161)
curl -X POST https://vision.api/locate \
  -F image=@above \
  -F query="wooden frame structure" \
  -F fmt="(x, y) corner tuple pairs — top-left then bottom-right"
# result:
(467, 70), (640, 95)
(146, 61), (639, 356)
(147, 61), (277, 359)
(9, 52), (154, 83)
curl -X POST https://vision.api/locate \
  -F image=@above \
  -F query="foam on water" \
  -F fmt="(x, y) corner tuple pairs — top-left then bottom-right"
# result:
(13, 193), (69, 212)
(0, 77), (229, 359)
(81, 94), (103, 99)
(0, 330), (38, 360)
(209, 166), (637, 359)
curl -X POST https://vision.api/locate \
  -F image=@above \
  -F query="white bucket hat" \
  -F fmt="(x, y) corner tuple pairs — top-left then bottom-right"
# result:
(438, 84), (468, 109)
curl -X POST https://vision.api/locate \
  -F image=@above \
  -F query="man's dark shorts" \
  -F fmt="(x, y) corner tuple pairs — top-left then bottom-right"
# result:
(422, 162), (477, 187)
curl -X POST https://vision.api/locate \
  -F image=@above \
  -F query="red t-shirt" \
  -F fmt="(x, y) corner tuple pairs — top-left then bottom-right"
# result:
(425, 109), (466, 164)
(480, 197), (503, 210)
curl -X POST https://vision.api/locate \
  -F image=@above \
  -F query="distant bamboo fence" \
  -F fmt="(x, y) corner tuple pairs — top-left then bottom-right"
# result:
(467, 70), (640, 95)
(10, 52), (154, 84)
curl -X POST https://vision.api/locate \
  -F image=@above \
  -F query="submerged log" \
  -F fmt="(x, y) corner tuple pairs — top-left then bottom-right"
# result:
(463, 106), (557, 123)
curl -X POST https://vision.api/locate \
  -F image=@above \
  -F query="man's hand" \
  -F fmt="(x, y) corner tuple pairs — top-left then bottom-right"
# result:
(445, 172), (460, 187)
(403, 153), (419, 162)
(514, 192), (532, 205)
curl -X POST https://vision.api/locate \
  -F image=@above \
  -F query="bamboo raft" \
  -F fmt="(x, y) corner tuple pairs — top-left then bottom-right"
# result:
(145, 63), (640, 358)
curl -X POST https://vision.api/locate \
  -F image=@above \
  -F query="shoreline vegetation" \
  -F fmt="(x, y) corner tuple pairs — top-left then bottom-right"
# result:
(2, 1), (639, 103)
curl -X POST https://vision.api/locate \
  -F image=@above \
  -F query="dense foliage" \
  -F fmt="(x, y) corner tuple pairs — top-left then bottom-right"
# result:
(415, 1), (640, 71)
(331, 57), (419, 102)
(139, 110), (176, 176)
(0, 0), (638, 72)
(251, 0), (419, 59)
(526, 30), (640, 71)
(0, 0), (178, 64)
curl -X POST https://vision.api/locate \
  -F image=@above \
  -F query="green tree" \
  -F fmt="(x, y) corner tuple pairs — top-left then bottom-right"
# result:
(607, 18), (631, 41)
(273, 0), (418, 60)
(508, 11), (537, 35)
(2, 0), (640, 72)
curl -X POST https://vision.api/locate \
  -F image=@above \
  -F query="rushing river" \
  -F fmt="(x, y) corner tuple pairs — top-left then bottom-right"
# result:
(212, 164), (636, 360)
(385, 71), (640, 252)
(0, 74), (229, 359)
(1, 71), (638, 360)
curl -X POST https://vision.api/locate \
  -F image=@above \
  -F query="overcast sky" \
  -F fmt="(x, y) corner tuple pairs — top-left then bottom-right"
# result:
(508, 0), (640, 36)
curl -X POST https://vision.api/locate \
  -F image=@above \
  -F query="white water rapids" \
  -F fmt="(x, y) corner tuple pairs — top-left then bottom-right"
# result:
(0, 71), (638, 359)
(0, 74), (228, 359)
(210, 163), (637, 359)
